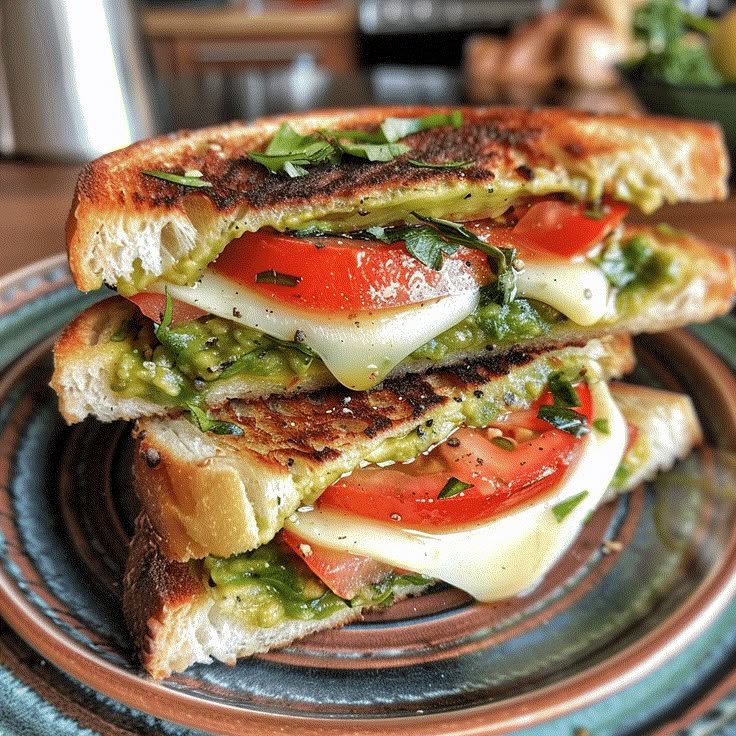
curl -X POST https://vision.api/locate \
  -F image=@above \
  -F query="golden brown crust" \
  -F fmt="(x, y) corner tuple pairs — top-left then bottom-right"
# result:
(122, 515), (204, 676)
(67, 106), (729, 291)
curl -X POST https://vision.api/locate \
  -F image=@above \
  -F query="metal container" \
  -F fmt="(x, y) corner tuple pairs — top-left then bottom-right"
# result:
(0, 0), (156, 160)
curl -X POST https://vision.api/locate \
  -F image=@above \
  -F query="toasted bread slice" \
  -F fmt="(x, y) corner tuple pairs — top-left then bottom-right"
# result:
(130, 336), (634, 562)
(67, 106), (728, 294)
(51, 226), (735, 424)
(124, 383), (702, 679)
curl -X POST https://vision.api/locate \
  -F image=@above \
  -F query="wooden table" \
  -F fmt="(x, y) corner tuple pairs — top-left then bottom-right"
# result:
(0, 159), (733, 279)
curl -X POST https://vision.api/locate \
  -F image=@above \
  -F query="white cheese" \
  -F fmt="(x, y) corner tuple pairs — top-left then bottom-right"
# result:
(284, 373), (626, 602)
(158, 272), (479, 390)
(517, 259), (610, 326)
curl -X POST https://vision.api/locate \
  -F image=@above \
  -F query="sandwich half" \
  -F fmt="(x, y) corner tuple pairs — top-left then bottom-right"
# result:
(123, 382), (702, 679)
(51, 107), (735, 423)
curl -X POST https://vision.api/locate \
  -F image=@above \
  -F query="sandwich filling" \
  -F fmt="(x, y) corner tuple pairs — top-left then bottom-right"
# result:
(197, 367), (632, 626)
(108, 208), (684, 407)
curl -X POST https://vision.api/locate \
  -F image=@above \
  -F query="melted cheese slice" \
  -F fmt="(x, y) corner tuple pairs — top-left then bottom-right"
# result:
(284, 373), (626, 602)
(518, 259), (610, 327)
(159, 272), (480, 390)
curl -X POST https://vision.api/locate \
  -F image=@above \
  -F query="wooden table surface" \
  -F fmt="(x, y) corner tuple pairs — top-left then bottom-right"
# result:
(1, 159), (734, 280)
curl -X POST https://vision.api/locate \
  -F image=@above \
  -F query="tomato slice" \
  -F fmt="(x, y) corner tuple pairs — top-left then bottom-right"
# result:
(210, 229), (490, 312)
(317, 383), (594, 528)
(281, 529), (392, 600)
(510, 200), (629, 258)
(127, 292), (207, 325)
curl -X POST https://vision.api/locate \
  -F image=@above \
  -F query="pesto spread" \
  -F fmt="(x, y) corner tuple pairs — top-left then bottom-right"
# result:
(108, 232), (684, 408)
(204, 541), (429, 628)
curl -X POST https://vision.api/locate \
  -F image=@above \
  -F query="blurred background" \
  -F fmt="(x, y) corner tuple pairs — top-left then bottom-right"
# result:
(0, 0), (735, 272)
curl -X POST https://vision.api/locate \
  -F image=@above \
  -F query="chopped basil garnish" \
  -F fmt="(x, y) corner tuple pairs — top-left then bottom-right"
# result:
(438, 477), (474, 499)
(334, 139), (411, 162)
(537, 405), (590, 437)
(248, 122), (338, 177)
(552, 491), (589, 522)
(407, 159), (473, 169)
(491, 436), (516, 451)
(250, 112), (463, 176)
(547, 372), (581, 408)
(410, 213), (518, 305)
(593, 418), (610, 434)
(153, 289), (195, 358)
(255, 270), (302, 287)
(380, 111), (463, 142)
(186, 403), (244, 436)
(142, 170), (213, 188)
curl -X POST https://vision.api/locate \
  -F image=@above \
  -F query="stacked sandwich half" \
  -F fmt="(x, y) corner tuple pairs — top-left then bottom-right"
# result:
(51, 107), (735, 678)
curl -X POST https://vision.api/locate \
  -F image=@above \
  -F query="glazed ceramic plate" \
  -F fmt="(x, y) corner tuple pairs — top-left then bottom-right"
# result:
(1, 256), (736, 736)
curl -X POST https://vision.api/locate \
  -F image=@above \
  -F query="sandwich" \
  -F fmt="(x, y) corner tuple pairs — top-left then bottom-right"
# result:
(124, 378), (702, 678)
(51, 107), (735, 422)
(47, 106), (732, 680)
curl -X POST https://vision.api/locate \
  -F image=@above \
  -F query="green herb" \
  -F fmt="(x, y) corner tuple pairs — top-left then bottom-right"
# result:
(407, 159), (473, 169)
(153, 289), (197, 358)
(142, 170), (213, 188)
(593, 418), (610, 434)
(438, 477), (474, 499)
(537, 405), (590, 437)
(250, 112), (464, 176)
(551, 491), (589, 522)
(186, 403), (244, 436)
(410, 213), (518, 304)
(491, 436), (516, 451)
(630, 0), (723, 86)
(255, 269), (302, 287)
(111, 318), (135, 342)
(334, 139), (411, 162)
(248, 122), (337, 177)
(594, 235), (674, 290)
(548, 372), (581, 408)
(380, 111), (463, 142)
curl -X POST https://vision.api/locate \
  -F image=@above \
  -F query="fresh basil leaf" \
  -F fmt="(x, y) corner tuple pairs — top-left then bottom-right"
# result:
(410, 212), (518, 304)
(283, 161), (310, 178)
(335, 139), (411, 162)
(152, 288), (196, 357)
(402, 227), (455, 270)
(248, 122), (338, 176)
(438, 477), (474, 499)
(547, 372), (581, 408)
(185, 403), (244, 436)
(142, 170), (213, 188)
(537, 405), (590, 437)
(255, 270), (302, 287)
(551, 491), (589, 523)
(594, 235), (663, 290)
(593, 418), (610, 434)
(363, 225), (387, 240)
(380, 111), (463, 142)
(407, 158), (473, 169)
(320, 128), (387, 144)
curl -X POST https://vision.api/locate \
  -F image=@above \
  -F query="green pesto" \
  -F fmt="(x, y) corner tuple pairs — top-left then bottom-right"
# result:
(204, 542), (430, 628)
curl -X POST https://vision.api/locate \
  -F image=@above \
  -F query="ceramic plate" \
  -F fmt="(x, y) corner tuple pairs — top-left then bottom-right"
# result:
(1, 256), (736, 736)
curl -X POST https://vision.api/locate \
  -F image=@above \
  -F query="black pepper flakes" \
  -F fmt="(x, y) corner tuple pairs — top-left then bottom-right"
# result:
(446, 438), (461, 448)
(232, 307), (242, 318)
(294, 329), (306, 343)
(473, 390), (484, 398)
(516, 164), (534, 181)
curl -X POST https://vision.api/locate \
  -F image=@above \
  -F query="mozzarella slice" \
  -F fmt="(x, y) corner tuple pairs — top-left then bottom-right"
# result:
(158, 272), (480, 390)
(284, 373), (626, 602)
(517, 259), (610, 327)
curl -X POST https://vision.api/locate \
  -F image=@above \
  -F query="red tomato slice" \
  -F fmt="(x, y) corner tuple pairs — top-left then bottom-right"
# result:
(281, 530), (392, 600)
(127, 293), (208, 325)
(510, 200), (629, 258)
(210, 229), (490, 312)
(317, 383), (594, 528)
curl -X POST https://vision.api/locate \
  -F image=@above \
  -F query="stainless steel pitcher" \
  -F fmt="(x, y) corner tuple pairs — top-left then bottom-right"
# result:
(0, 0), (156, 160)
